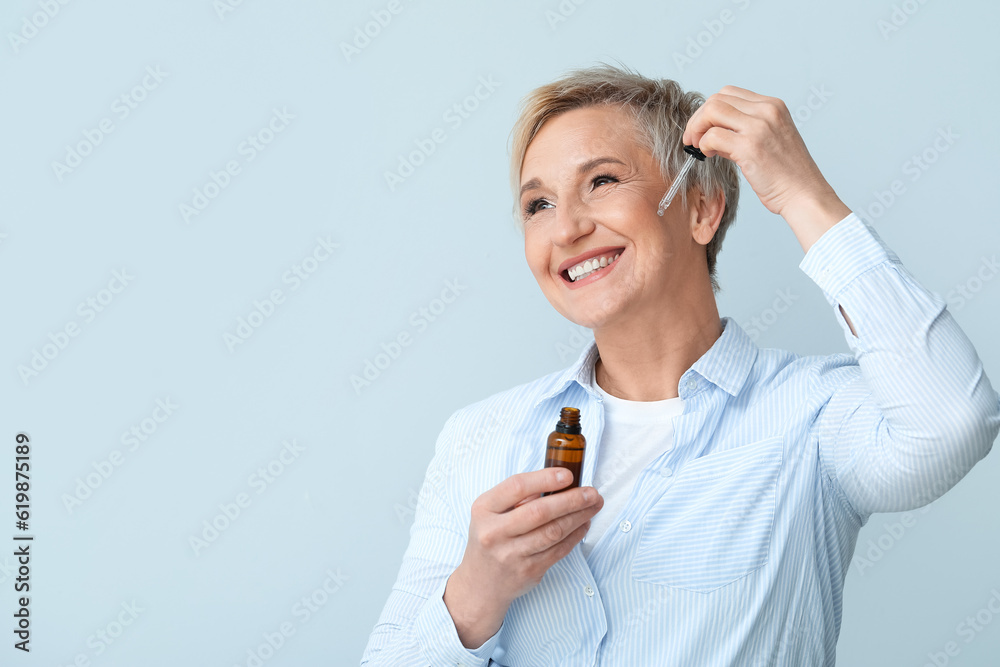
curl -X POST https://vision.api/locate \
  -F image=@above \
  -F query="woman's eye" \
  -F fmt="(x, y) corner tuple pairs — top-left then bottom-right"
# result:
(523, 175), (617, 217)
(524, 199), (552, 217)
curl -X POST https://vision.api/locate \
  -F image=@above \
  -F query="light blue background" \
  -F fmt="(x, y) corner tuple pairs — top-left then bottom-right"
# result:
(1, 0), (998, 665)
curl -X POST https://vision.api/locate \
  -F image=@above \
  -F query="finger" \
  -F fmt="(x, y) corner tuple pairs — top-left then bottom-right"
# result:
(517, 492), (604, 554)
(689, 125), (747, 161)
(703, 93), (766, 116)
(685, 91), (788, 146)
(504, 485), (600, 545)
(513, 493), (541, 509)
(530, 517), (594, 566)
(715, 84), (770, 103)
(480, 467), (572, 514)
(697, 127), (772, 181)
(683, 98), (753, 149)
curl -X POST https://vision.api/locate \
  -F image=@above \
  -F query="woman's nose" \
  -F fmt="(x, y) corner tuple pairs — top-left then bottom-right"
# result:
(552, 198), (595, 246)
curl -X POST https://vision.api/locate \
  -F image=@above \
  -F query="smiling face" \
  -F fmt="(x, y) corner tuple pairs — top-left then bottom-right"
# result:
(519, 104), (720, 331)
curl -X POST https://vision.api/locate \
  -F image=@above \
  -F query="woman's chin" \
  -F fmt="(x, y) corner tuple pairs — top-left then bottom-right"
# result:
(562, 298), (621, 331)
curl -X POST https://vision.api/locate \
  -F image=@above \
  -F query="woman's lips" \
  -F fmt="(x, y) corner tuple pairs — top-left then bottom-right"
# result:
(562, 249), (622, 290)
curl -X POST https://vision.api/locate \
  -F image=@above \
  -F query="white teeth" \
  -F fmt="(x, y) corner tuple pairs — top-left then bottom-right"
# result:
(568, 252), (621, 281)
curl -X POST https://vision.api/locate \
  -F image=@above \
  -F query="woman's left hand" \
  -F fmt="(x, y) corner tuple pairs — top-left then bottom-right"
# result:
(682, 85), (844, 223)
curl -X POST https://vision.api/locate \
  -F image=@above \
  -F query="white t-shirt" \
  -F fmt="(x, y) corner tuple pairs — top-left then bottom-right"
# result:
(580, 363), (686, 559)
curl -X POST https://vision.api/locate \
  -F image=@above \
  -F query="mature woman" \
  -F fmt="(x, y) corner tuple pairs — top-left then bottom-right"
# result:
(361, 64), (999, 665)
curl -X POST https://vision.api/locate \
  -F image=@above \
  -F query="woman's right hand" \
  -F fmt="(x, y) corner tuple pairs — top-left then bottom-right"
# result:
(442, 467), (604, 649)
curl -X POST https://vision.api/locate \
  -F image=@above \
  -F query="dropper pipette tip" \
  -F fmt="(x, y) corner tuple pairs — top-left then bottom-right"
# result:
(656, 145), (707, 216)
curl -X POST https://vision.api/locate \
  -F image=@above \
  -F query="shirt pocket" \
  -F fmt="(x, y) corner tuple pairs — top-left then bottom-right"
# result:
(630, 435), (784, 593)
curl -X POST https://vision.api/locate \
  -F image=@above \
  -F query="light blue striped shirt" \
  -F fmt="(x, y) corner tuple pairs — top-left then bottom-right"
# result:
(361, 212), (999, 666)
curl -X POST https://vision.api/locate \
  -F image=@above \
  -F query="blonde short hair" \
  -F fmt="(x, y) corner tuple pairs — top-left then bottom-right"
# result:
(507, 62), (740, 294)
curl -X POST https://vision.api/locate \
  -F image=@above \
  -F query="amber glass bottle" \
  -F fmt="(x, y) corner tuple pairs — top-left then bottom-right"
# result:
(541, 407), (586, 497)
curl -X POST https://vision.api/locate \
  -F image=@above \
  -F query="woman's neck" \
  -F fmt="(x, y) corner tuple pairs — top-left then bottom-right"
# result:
(593, 308), (723, 402)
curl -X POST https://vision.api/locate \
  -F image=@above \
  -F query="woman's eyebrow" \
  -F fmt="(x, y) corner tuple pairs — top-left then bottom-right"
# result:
(520, 156), (627, 197)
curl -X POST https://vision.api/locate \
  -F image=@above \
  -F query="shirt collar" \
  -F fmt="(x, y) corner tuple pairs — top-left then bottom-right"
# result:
(531, 316), (758, 407)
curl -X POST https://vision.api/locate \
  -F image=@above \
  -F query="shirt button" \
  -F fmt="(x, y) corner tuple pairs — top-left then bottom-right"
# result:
(660, 466), (673, 477)
(685, 378), (697, 391)
(584, 585), (594, 597)
(619, 520), (631, 532)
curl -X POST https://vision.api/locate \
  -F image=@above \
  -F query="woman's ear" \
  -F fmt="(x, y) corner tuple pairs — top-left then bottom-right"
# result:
(689, 187), (726, 246)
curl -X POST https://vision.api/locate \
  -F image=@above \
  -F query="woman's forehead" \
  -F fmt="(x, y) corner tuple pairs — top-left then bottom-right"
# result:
(534, 106), (636, 145)
(521, 109), (647, 182)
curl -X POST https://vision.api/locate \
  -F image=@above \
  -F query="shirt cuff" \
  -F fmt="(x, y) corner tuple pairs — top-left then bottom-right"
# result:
(414, 578), (503, 666)
(798, 211), (900, 303)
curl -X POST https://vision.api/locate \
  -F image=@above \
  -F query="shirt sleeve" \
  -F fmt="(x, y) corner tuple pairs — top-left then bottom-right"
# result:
(361, 410), (504, 666)
(799, 212), (1000, 522)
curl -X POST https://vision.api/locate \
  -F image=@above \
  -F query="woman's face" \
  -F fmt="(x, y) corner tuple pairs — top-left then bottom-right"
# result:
(519, 105), (712, 331)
